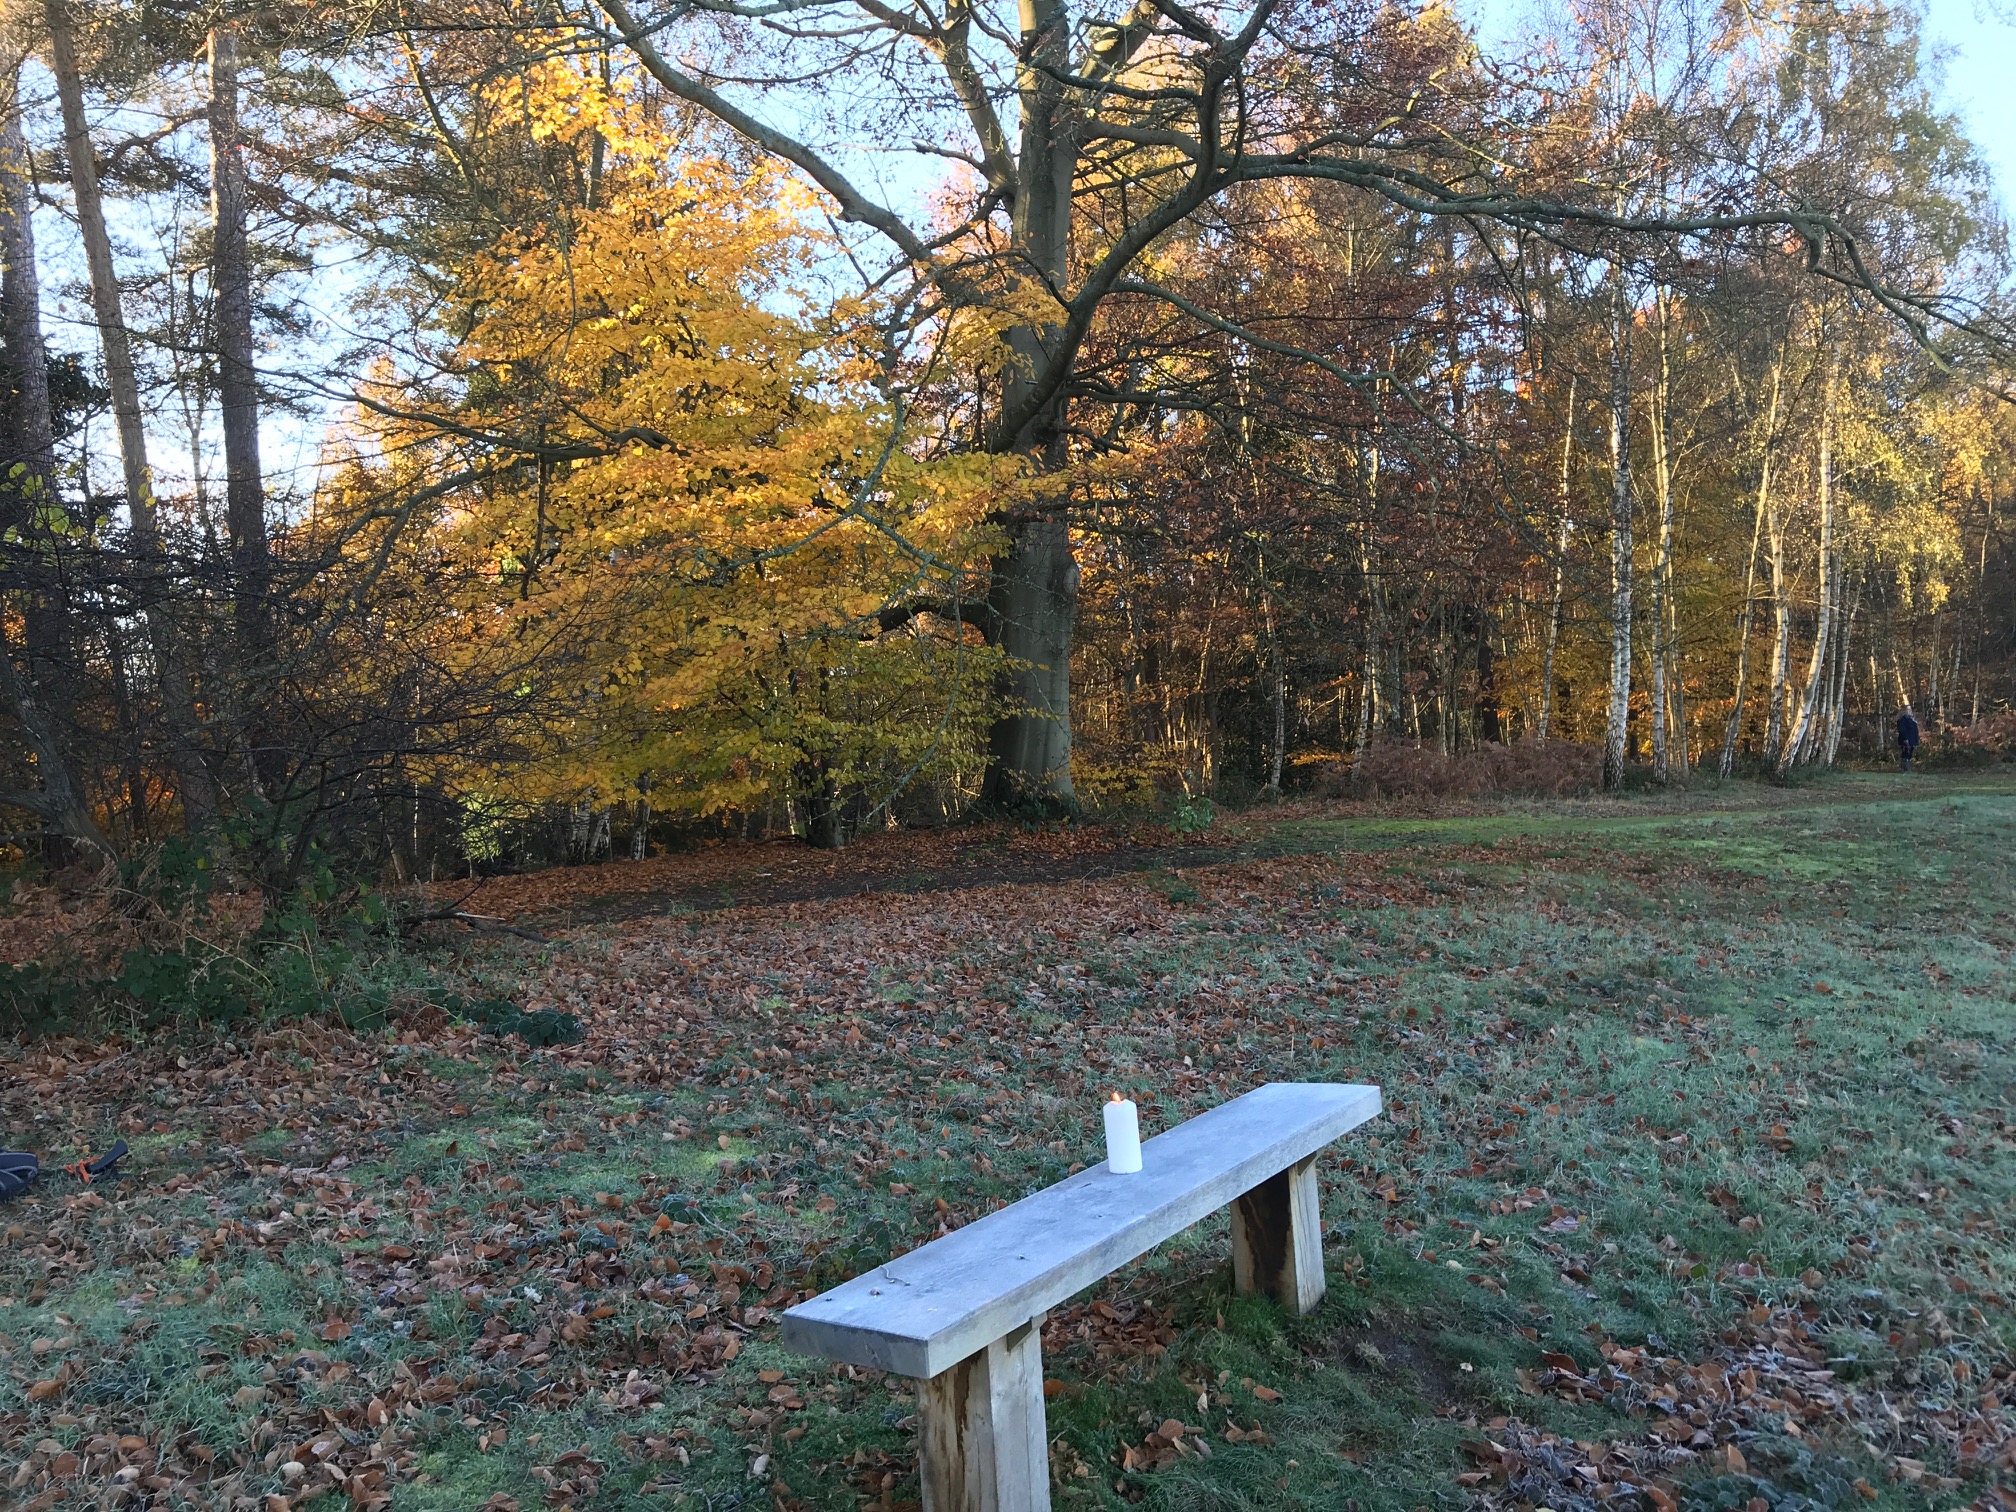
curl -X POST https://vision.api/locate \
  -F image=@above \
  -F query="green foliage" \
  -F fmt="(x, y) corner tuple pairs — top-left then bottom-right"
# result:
(437, 991), (583, 1046)
(0, 816), (440, 1034)
(1168, 793), (1215, 836)
(7, 779), (2014, 1509)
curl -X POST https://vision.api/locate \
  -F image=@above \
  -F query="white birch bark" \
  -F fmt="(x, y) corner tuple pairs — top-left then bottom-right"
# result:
(1602, 266), (1635, 791)
(1823, 578), (1859, 765)
(1761, 491), (1791, 769)
(1649, 289), (1677, 782)
(1539, 374), (1576, 744)
(1779, 348), (1841, 773)
(1716, 425), (1769, 779)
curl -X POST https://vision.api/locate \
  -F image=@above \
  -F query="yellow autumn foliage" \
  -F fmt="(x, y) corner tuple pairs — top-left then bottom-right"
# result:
(317, 57), (1010, 830)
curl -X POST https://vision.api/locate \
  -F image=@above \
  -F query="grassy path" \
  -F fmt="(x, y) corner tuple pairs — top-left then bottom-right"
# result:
(3, 775), (2013, 1511)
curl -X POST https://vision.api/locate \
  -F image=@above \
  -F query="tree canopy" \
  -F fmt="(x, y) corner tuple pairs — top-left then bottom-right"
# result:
(0, 0), (2012, 871)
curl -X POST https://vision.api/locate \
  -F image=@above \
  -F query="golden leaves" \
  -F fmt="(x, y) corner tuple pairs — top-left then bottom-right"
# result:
(323, 74), (1007, 824)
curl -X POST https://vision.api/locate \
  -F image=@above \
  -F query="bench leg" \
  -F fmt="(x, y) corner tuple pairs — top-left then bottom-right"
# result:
(1232, 1153), (1325, 1315)
(917, 1313), (1051, 1512)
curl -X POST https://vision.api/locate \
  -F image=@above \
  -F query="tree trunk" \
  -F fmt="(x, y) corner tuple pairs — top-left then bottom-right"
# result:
(1823, 576), (1859, 765)
(48, 0), (219, 828)
(802, 765), (844, 850)
(1779, 348), (1841, 773)
(981, 514), (1077, 809)
(209, 25), (272, 667)
(1649, 291), (1675, 783)
(1540, 374), (1575, 743)
(0, 95), (104, 860)
(1970, 476), (1992, 725)
(1926, 609), (1943, 729)
(1602, 266), (1634, 791)
(0, 622), (109, 857)
(630, 795), (651, 859)
(1474, 599), (1500, 743)
(1, 85), (55, 494)
(1719, 363), (1779, 777)
(2, 64), (106, 857)
(1436, 604), (1455, 755)
(980, 0), (1078, 812)
(1761, 492), (1791, 770)
(1261, 562), (1285, 793)
(1353, 523), (1378, 767)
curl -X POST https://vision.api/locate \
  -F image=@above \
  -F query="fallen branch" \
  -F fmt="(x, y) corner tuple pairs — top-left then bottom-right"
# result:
(403, 908), (553, 945)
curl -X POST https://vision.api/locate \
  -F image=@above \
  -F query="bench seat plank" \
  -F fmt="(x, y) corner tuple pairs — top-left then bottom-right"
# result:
(781, 1082), (1380, 1378)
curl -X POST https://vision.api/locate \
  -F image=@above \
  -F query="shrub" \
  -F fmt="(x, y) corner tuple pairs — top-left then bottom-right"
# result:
(1168, 794), (1215, 836)
(1328, 737), (1602, 801)
(1930, 711), (2016, 768)
(0, 830), (446, 1035)
(440, 992), (582, 1046)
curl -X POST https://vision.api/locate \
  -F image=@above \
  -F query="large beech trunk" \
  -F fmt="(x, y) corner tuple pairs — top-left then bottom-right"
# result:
(979, 0), (1079, 811)
(982, 517), (1078, 808)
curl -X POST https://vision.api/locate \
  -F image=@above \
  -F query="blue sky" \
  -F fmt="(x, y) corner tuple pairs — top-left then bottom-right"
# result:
(1461, 0), (2016, 216)
(41, 0), (2016, 509)
(1920, 0), (2016, 213)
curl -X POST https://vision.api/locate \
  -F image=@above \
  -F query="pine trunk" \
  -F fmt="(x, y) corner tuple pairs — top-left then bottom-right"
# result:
(209, 26), (272, 667)
(1, 87), (55, 492)
(48, 0), (219, 828)
(0, 76), (103, 855)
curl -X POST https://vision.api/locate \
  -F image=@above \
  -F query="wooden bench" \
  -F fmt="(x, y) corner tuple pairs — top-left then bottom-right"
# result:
(780, 1081), (1381, 1511)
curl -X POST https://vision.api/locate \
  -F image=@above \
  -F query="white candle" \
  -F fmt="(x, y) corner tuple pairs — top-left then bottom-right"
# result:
(1103, 1093), (1142, 1173)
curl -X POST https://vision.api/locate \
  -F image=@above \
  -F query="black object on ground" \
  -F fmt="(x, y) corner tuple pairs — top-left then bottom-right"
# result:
(0, 1150), (38, 1200)
(0, 1138), (130, 1201)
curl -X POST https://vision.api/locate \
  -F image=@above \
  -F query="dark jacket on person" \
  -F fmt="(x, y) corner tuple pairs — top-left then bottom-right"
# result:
(1897, 712), (1921, 750)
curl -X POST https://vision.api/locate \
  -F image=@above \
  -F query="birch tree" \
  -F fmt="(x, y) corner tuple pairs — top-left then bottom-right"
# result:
(570, 0), (1978, 811)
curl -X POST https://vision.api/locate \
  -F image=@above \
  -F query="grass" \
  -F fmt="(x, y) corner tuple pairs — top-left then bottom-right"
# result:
(2, 771), (2013, 1511)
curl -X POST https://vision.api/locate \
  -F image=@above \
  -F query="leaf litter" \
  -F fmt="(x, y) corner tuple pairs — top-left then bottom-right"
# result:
(3, 792), (2014, 1510)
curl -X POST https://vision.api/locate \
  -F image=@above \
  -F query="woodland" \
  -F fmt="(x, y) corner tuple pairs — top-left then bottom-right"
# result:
(3, 2), (2016, 1511)
(0, 0), (2013, 884)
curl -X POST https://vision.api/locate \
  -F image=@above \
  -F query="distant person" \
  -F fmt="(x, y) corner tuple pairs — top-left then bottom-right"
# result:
(1897, 705), (1921, 772)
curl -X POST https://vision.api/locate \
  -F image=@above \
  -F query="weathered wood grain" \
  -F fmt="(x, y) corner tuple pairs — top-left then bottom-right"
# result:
(1231, 1153), (1325, 1315)
(781, 1082), (1380, 1378)
(916, 1315), (1049, 1512)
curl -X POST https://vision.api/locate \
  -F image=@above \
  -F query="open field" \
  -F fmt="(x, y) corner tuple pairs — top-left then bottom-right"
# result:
(4, 773), (2015, 1511)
